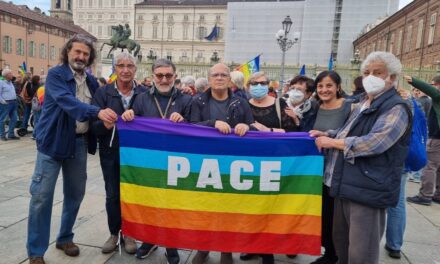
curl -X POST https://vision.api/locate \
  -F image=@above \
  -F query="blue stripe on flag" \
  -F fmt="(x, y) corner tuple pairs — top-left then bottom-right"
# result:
(120, 147), (323, 177)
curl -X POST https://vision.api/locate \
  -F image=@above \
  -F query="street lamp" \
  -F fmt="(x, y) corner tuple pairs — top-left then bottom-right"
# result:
(210, 51), (220, 64)
(276, 15), (300, 95)
(350, 49), (362, 67)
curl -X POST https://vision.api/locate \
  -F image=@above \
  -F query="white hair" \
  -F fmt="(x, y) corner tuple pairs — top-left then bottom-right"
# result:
(181, 75), (195, 87)
(1, 68), (12, 77)
(360, 51), (402, 76)
(195, 77), (208, 93)
(230, 71), (245, 90)
(114, 52), (137, 67)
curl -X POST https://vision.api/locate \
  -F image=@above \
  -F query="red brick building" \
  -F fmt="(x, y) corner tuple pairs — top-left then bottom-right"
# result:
(0, 1), (93, 76)
(353, 0), (440, 69)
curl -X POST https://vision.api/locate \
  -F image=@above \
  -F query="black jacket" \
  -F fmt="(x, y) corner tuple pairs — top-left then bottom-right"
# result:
(91, 82), (147, 151)
(132, 86), (192, 120)
(190, 88), (254, 127)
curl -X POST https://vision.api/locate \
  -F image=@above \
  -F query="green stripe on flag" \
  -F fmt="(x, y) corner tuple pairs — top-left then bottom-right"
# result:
(121, 165), (322, 195)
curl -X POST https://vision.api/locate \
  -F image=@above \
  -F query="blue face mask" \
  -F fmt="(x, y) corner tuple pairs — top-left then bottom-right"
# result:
(250, 84), (269, 99)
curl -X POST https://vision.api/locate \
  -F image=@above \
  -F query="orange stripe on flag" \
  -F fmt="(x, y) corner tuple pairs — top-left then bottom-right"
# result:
(121, 202), (321, 236)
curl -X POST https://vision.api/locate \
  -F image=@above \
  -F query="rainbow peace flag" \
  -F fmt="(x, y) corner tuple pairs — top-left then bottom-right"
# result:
(235, 55), (260, 85)
(118, 117), (323, 255)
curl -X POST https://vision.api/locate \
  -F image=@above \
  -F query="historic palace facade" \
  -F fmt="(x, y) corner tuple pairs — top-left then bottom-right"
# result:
(353, 0), (440, 69)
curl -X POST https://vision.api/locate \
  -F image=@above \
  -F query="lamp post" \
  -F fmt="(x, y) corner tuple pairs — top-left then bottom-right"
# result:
(350, 49), (362, 69)
(210, 51), (220, 64)
(276, 15), (299, 96)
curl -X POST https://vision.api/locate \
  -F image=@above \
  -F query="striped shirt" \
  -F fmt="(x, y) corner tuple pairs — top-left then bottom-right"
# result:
(324, 97), (409, 186)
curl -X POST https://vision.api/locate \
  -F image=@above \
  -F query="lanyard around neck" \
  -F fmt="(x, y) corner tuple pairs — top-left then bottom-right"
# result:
(153, 95), (173, 119)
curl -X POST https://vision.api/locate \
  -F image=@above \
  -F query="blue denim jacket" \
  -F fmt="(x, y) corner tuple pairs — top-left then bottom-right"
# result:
(36, 63), (100, 159)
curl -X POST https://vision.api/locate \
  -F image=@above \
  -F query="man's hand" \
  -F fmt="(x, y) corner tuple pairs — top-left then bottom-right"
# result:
(397, 88), (410, 100)
(309, 130), (328, 138)
(98, 108), (117, 123)
(103, 121), (114, 129)
(180, 86), (193, 95)
(403, 75), (413, 84)
(121, 109), (135, 122)
(234, 123), (250, 137)
(215, 120), (231, 134)
(169, 112), (184, 123)
(315, 136), (335, 152)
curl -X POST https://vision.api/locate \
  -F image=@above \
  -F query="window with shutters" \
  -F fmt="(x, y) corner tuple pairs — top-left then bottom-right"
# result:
(396, 29), (403, 55)
(416, 19), (424, 49)
(167, 25), (173, 40)
(153, 24), (158, 39)
(16, 38), (24, 55)
(29, 41), (36, 57)
(40, 43), (46, 59)
(405, 24), (412, 53)
(428, 13), (437, 45)
(138, 25), (143, 38)
(2, 36), (12, 53)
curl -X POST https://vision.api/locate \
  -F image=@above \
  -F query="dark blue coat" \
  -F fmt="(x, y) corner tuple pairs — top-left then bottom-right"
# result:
(91, 82), (147, 151)
(36, 63), (100, 159)
(190, 88), (254, 127)
(131, 86), (192, 120)
(330, 88), (411, 208)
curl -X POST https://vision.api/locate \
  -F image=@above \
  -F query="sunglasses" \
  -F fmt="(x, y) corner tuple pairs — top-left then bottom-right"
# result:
(154, 73), (175, 80)
(250, 81), (269, 86)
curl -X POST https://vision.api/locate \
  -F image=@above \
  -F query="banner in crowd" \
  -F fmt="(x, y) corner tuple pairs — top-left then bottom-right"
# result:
(118, 117), (323, 255)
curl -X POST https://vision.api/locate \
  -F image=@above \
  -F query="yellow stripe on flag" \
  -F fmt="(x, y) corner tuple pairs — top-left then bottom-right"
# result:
(120, 183), (322, 216)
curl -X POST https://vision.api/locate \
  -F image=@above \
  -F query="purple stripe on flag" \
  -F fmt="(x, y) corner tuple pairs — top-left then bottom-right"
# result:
(117, 117), (314, 140)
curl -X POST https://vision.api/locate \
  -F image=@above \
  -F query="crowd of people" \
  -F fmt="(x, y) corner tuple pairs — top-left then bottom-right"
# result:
(1, 33), (439, 264)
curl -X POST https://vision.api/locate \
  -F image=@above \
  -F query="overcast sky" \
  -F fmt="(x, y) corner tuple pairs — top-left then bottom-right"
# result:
(10, 0), (415, 15)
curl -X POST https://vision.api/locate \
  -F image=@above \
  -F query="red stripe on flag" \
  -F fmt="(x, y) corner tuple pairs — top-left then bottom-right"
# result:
(122, 219), (321, 255)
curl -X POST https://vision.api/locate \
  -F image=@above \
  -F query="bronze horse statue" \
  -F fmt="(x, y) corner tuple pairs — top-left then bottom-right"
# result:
(100, 25), (141, 58)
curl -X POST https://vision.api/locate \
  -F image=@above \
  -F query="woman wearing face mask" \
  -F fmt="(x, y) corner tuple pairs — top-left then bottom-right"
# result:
(247, 72), (296, 133)
(309, 71), (353, 264)
(284, 75), (318, 132)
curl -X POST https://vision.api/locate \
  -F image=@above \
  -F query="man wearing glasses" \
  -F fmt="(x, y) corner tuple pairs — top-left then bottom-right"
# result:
(121, 58), (192, 264)
(190, 63), (254, 264)
(190, 63), (253, 139)
(91, 52), (146, 255)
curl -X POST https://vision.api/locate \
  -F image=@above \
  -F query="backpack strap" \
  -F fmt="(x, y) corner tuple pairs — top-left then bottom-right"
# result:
(275, 97), (282, 128)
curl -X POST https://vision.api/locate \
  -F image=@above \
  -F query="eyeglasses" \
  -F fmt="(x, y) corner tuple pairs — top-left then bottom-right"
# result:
(250, 81), (269, 86)
(115, 64), (136, 70)
(154, 73), (175, 80)
(210, 73), (229, 78)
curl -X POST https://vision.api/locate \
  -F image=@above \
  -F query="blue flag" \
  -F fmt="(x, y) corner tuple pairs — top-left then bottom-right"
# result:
(299, 65), (306, 76)
(205, 24), (219, 41)
(328, 52), (333, 71)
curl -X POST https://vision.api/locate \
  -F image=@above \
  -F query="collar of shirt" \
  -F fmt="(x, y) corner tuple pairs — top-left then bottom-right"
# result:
(69, 65), (87, 84)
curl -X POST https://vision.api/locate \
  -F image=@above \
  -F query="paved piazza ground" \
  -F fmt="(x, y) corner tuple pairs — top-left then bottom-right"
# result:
(1, 136), (439, 264)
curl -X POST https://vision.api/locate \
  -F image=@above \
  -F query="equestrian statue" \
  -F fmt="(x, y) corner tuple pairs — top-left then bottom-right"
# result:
(100, 24), (141, 58)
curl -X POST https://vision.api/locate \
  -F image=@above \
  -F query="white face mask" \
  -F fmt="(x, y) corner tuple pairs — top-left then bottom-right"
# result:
(287, 89), (305, 105)
(362, 75), (386, 96)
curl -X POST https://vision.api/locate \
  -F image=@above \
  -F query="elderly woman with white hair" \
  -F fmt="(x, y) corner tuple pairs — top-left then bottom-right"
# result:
(310, 51), (411, 264)
(230, 70), (248, 100)
(0, 68), (19, 140)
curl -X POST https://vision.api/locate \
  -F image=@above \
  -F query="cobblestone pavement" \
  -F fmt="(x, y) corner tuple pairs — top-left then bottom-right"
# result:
(1, 136), (439, 264)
